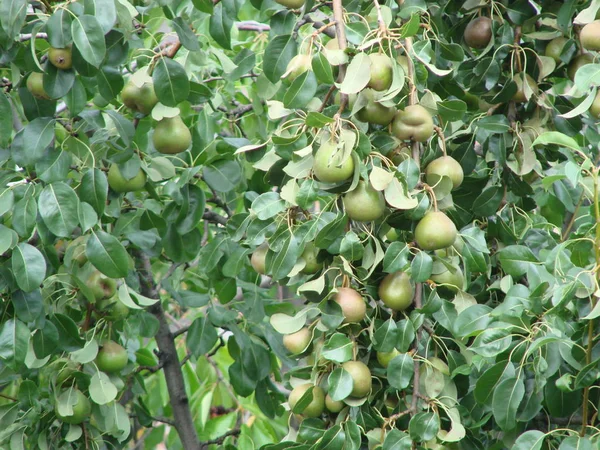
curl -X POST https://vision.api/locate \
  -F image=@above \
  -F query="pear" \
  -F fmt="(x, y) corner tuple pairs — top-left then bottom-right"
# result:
(26, 72), (50, 100)
(512, 73), (538, 103)
(313, 141), (354, 183)
(107, 165), (146, 193)
(367, 54), (393, 91)
(463, 17), (492, 48)
(378, 272), (413, 311)
(153, 116), (192, 154)
(48, 46), (72, 70)
(333, 287), (366, 323)
(568, 54), (594, 81)
(282, 54), (311, 83)
(425, 156), (464, 190)
(581, 21), (600, 51)
(343, 181), (386, 222)
(415, 211), (457, 251)
(121, 81), (158, 115)
(590, 91), (600, 118)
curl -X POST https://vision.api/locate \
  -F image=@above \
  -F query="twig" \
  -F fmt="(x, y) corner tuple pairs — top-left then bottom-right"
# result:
(0, 393), (17, 402)
(203, 73), (258, 83)
(433, 126), (447, 156)
(153, 416), (176, 426)
(199, 429), (241, 449)
(203, 211), (228, 226)
(207, 196), (232, 216)
(173, 325), (190, 338)
(180, 352), (192, 367)
(562, 192), (584, 240)
(410, 283), (423, 415)
(332, 0), (348, 113)
(318, 85), (337, 113)
(373, 0), (387, 34)
(236, 22), (270, 32)
(19, 33), (48, 41)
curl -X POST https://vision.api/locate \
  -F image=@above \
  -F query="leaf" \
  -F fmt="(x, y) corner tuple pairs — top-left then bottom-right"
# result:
(411, 252), (432, 282)
(51, 314), (85, 351)
(252, 192), (286, 220)
(270, 310), (310, 334)
(511, 430), (545, 450)
(0, 319), (29, 370)
(152, 58), (190, 107)
(32, 321), (59, 359)
(384, 178), (418, 210)
(408, 412), (440, 442)
(497, 245), (539, 277)
(78, 169), (108, 216)
(12, 244), (46, 292)
(0, 94), (11, 147)
(373, 319), (398, 352)
(283, 72), (318, 109)
(86, 230), (130, 278)
(387, 353), (413, 389)
(492, 376), (525, 431)
(22, 118), (55, 162)
(89, 371), (117, 405)
(263, 35), (297, 83)
(209, 3), (233, 49)
(38, 182), (80, 237)
(328, 368), (353, 401)
(186, 316), (218, 357)
(0, 0), (26, 40)
(383, 242), (410, 273)
(265, 233), (299, 280)
(203, 160), (243, 193)
(322, 333), (353, 363)
(71, 15), (106, 68)
(532, 131), (581, 152)
(472, 186), (503, 216)
(338, 52), (371, 94)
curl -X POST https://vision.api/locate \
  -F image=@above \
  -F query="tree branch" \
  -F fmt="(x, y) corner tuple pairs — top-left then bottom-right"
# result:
(199, 429), (241, 450)
(203, 211), (227, 226)
(135, 251), (200, 450)
(332, 0), (348, 113)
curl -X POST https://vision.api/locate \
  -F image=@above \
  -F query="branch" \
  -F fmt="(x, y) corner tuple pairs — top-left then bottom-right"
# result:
(236, 21), (270, 32)
(199, 429), (241, 450)
(203, 210), (227, 226)
(135, 251), (200, 450)
(173, 325), (190, 338)
(410, 283), (423, 415)
(203, 73), (258, 83)
(332, 0), (348, 112)
(19, 33), (47, 41)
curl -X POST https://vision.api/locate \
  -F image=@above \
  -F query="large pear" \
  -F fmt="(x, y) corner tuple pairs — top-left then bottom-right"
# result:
(415, 211), (457, 251)
(153, 116), (192, 154)
(378, 271), (413, 311)
(313, 141), (354, 183)
(343, 181), (386, 222)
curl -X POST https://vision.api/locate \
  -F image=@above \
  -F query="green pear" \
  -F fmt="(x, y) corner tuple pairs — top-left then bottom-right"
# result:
(107, 164), (147, 193)
(313, 140), (354, 183)
(48, 46), (72, 70)
(368, 53), (393, 91)
(153, 116), (192, 154)
(343, 181), (386, 222)
(378, 271), (414, 311)
(581, 20), (600, 51)
(26, 72), (50, 100)
(415, 211), (457, 251)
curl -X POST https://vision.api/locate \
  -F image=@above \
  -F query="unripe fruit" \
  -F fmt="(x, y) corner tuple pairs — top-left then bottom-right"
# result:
(55, 359), (78, 386)
(378, 271), (414, 311)
(463, 17), (492, 48)
(545, 37), (567, 63)
(325, 394), (345, 412)
(288, 384), (325, 418)
(392, 105), (434, 142)
(88, 270), (117, 301)
(425, 156), (464, 190)
(283, 328), (312, 354)
(581, 21), (600, 51)
(97, 296), (130, 321)
(415, 211), (457, 251)
(121, 81), (158, 115)
(107, 165), (147, 193)
(48, 46), (72, 70)
(300, 242), (322, 274)
(275, 0), (305, 9)
(313, 141), (354, 183)
(282, 54), (311, 83)
(153, 116), (192, 154)
(95, 340), (128, 373)
(55, 389), (91, 424)
(251, 243), (268, 274)
(512, 73), (538, 103)
(356, 89), (396, 126)
(343, 181), (386, 222)
(590, 91), (600, 118)
(377, 349), (400, 368)
(368, 53), (393, 91)
(568, 54), (594, 81)
(26, 72), (50, 100)
(333, 287), (366, 323)
(342, 361), (372, 398)
(431, 266), (464, 293)
(66, 235), (88, 266)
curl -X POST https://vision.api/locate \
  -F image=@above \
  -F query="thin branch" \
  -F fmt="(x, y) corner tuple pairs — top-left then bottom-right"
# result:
(236, 21), (270, 32)
(153, 416), (176, 426)
(173, 325), (190, 338)
(19, 33), (48, 41)
(207, 196), (232, 217)
(332, 0), (348, 113)
(410, 283), (423, 415)
(199, 429), (241, 450)
(0, 393), (17, 402)
(373, 0), (387, 33)
(203, 210), (228, 226)
(203, 73), (258, 83)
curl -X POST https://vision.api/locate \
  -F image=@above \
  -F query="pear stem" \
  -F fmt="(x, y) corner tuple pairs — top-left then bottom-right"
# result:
(434, 126), (447, 156)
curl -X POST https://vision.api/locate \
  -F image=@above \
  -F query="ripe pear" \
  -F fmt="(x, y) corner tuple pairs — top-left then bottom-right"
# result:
(333, 287), (366, 323)
(343, 181), (386, 222)
(568, 54), (594, 81)
(378, 271), (414, 311)
(425, 156), (464, 190)
(545, 37), (567, 63)
(300, 242), (322, 274)
(121, 81), (158, 115)
(341, 360), (372, 397)
(356, 89), (396, 126)
(325, 394), (345, 413)
(48, 46), (72, 70)
(153, 116), (192, 154)
(283, 328), (312, 354)
(107, 164), (147, 193)
(581, 21), (600, 51)
(282, 54), (311, 83)
(377, 349), (400, 368)
(368, 53), (393, 91)
(463, 17), (492, 48)
(313, 140), (354, 183)
(275, 0), (305, 9)
(512, 73), (538, 103)
(251, 243), (268, 274)
(26, 72), (50, 100)
(392, 105), (434, 142)
(414, 211), (457, 251)
(590, 91), (600, 118)
(288, 384), (325, 418)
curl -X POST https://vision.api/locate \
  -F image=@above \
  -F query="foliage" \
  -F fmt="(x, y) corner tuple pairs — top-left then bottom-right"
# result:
(3, 0), (600, 449)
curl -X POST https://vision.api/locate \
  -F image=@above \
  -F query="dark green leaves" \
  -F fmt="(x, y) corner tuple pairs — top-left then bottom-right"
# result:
(327, 368), (353, 401)
(203, 160), (243, 193)
(38, 182), (80, 237)
(387, 353), (413, 390)
(71, 15), (106, 68)
(152, 58), (190, 107)
(12, 244), (46, 292)
(492, 376), (525, 431)
(78, 169), (108, 216)
(209, 3), (233, 49)
(86, 230), (130, 278)
(0, 0), (26, 40)
(186, 316), (218, 357)
(497, 245), (539, 277)
(263, 35), (297, 83)
(0, 319), (29, 370)
(408, 412), (439, 442)
(283, 72), (318, 109)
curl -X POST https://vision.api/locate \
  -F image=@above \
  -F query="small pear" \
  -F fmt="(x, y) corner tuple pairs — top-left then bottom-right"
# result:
(590, 91), (600, 118)
(288, 384), (325, 418)
(391, 105), (434, 142)
(415, 211), (457, 251)
(107, 165), (147, 193)
(425, 156), (464, 190)
(333, 287), (366, 323)
(368, 53), (393, 91)
(153, 116), (192, 154)
(48, 46), (72, 70)
(282, 54), (311, 83)
(512, 73), (538, 103)
(545, 37), (567, 63)
(26, 72), (50, 100)
(463, 17), (493, 48)
(341, 361), (372, 398)
(568, 54), (594, 81)
(283, 328), (312, 354)
(343, 181), (386, 222)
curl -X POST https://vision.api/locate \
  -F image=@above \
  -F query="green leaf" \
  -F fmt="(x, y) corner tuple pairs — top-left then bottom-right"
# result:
(471, 329), (512, 357)
(283, 72), (318, 109)
(383, 430), (412, 450)
(437, 99), (467, 121)
(89, 371), (118, 405)
(373, 319), (398, 352)
(532, 131), (581, 152)
(558, 436), (592, 450)
(0, 319), (29, 371)
(186, 316), (218, 357)
(172, 18), (200, 51)
(43, 64), (75, 99)
(328, 368), (353, 401)
(411, 252), (432, 282)
(472, 186), (503, 216)
(38, 182), (80, 237)
(152, 57), (190, 107)
(12, 243), (46, 292)
(408, 412), (439, 442)
(203, 160), (243, 193)
(322, 333), (353, 363)
(339, 52), (371, 94)
(383, 242), (410, 273)
(46, 9), (72, 48)
(22, 118), (55, 164)
(497, 245), (539, 277)
(0, 94), (11, 147)
(312, 52), (335, 84)
(492, 376), (525, 431)
(265, 233), (299, 280)
(252, 192), (286, 220)
(263, 35), (297, 83)
(32, 320), (59, 359)
(78, 169), (108, 216)
(396, 319), (415, 352)
(209, 3), (233, 49)
(387, 353), (413, 390)
(511, 430), (545, 450)
(0, 0), (26, 39)
(71, 15), (106, 68)
(176, 184), (206, 234)
(86, 230), (130, 278)
(96, 67), (124, 102)
(51, 314), (85, 351)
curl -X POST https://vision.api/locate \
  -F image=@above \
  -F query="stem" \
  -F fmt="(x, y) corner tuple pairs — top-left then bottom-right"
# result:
(434, 126), (447, 157)
(404, 37), (421, 166)
(332, 0), (348, 114)
(410, 283), (423, 416)
(373, 0), (387, 34)
(136, 252), (200, 450)
(562, 192), (584, 241)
